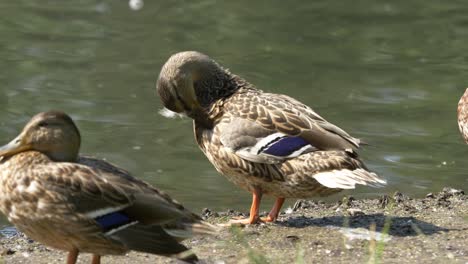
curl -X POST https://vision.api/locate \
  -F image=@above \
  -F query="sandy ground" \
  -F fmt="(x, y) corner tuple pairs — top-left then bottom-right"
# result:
(0, 188), (466, 264)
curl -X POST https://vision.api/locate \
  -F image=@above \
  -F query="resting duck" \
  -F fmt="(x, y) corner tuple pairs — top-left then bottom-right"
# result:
(0, 111), (214, 264)
(156, 51), (386, 225)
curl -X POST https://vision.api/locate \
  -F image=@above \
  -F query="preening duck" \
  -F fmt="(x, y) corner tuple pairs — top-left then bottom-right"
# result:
(156, 51), (386, 225)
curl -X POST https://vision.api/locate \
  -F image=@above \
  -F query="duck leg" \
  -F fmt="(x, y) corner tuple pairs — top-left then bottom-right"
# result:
(67, 249), (79, 264)
(229, 188), (262, 225)
(261, 197), (285, 222)
(91, 254), (101, 264)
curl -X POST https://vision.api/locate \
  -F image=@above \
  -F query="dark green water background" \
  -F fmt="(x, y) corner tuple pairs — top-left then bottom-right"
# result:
(0, 1), (467, 225)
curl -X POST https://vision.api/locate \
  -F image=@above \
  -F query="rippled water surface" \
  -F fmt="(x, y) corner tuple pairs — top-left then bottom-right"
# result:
(0, 1), (467, 225)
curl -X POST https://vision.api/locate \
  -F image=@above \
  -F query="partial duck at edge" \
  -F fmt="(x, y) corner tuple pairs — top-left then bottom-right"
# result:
(0, 111), (215, 264)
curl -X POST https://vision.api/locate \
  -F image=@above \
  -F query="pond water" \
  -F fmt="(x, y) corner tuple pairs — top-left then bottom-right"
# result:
(0, 1), (467, 225)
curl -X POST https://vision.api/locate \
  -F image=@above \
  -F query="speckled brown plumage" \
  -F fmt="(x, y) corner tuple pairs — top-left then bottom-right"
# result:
(0, 111), (214, 264)
(157, 51), (386, 224)
(195, 118), (372, 198)
(458, 88), (468, 143)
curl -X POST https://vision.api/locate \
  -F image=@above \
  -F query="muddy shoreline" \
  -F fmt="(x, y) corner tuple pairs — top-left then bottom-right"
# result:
(0, 188), (467, 263)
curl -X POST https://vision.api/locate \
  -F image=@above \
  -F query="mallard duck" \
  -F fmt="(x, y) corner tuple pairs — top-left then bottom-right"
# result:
(458, 88), (468, 142)
(156, 51), (386, 225)
(0, 111), (214, 264)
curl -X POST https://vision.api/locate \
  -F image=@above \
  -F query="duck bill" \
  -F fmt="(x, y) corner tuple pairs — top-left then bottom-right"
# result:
(0, 135), (29, 159)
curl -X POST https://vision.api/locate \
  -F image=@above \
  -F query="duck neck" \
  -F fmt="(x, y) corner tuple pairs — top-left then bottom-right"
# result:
(47, 150), (78, 162)
(191, 72), (255, 129)
(189, 109), (214, 129)
(195, 69), (251, 105)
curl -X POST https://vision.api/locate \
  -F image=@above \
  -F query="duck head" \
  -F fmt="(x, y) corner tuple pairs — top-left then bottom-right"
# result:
(0, 111), (81, 162)
(156, 51), (237, 122)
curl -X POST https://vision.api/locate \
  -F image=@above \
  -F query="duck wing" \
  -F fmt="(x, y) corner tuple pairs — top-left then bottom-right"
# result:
(219, 90), (361, 164)
(29, 158), (212, 259)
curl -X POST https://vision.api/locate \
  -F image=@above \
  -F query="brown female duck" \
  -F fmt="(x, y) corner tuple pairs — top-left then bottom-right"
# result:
(156, 51), (386, 225)
(0, 111), (214, 264)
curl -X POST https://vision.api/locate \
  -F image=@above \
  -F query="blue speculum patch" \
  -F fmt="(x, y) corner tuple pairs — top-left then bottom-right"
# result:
(263, 136), (309, 156)
(95, 211), (131, 231)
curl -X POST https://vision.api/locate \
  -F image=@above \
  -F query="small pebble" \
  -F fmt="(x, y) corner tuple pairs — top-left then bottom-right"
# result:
(379, 194), (391, 207)
(347, 208), (364, 216)
(446, 188), (464, 195)
(1, 248), (15, 255)
(286, 235), (299, 243)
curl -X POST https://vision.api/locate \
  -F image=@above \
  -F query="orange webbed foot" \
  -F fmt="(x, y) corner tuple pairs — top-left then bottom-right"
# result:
(260, 215), (277, 223)
(218, 215), (261, 227)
